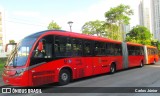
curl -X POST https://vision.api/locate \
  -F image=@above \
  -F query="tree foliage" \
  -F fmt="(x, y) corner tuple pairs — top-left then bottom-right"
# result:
(81, 4), (134, 41)
(103, 23), (120, 40)
(126, 25), (152, 45)
(82, 20), (105, 36)
(82, 20), (121, 40)
(104, 4), (133, 41)
(48, 21), (61, 30)
(105, 4), (133, 25)
(158, 41), (160, 50)
(151, 40), (160, 50)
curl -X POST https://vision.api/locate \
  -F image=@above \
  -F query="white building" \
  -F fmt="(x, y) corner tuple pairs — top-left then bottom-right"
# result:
(0, 8), (5, 53)
(151, 0), (160, 41)
(139, 0), (160, 41)
(139, 0), (152, 33)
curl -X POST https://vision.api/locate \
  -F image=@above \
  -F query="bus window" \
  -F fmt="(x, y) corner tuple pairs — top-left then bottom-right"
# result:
(155, 49), (158, 55)
(115, 44), (122, 56)
(147, 48), (151, 55)
(66, 38), (72, 56)
(72, 38), (83, 56)
(135, 46), (143, 55)
(33, 36), (53, 58)
(106, 43), (115, 56)
(152, 49), (156, 55)
(128, 45), (136, 55)
(134, 46), (139, 55)
(30, 35), (53, 65)
(140, 47), (144, 55)
(94, 41), (105, 56)
(18, 46), (30, 56)
(54, 36), (72, 57)
(84, 40), (92, 56)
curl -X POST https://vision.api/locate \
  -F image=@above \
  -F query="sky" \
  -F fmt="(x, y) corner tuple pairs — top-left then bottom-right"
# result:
(0, 0), (141, 43)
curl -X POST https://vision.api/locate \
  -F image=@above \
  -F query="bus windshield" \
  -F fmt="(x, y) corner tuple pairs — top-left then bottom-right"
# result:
(5, 37), (37, 67)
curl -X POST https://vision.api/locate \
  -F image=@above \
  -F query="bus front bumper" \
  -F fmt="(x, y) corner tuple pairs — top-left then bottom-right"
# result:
(2, 74), (29, 87)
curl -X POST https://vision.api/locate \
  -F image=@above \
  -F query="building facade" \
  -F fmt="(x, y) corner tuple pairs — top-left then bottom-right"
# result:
(151, 0), (160, 41)
(0, 11), (3, 52)
(139, 0), (152, 33)
(0, 9), (5, 52)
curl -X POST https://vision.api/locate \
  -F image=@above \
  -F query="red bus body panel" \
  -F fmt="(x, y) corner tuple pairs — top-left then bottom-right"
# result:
(146, 45), (159, 64)
(127, 42), (144, 67)
(128, 56), (144, 67)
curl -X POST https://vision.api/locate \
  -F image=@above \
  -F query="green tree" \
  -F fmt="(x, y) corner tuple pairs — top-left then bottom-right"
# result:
(103, 23), (119, 40)
(48, 21), (61, 30)
(151, 40), (160, 50)
(158, 41), (160, 50)
(82, 20), (105, 36)
(126, 25), (152, 45)
(105, 4), (133, 41)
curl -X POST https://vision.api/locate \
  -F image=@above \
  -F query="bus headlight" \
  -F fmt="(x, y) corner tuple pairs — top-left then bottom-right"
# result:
(15, 68), (26, 76)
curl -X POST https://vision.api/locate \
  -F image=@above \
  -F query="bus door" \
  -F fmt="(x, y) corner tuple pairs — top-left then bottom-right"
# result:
(154, 49), (159, 62)
(72, 38), (86, 79)
(153, 49), (158, 62)
(93, 42), (106, 75)
(127, 45), (137, 67)
(93, 57), (107, 75)
(83, 40), (94, 77)
(29, 35), (54, 86)
(148, 48), (154, 63)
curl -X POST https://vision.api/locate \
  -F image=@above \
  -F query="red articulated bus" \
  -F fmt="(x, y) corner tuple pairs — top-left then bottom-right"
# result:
(2, 30), (158, 87)
(144, 45), (159, 64)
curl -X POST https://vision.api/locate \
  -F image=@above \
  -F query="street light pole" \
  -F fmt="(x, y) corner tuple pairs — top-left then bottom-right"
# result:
(67, 21), (73, 32)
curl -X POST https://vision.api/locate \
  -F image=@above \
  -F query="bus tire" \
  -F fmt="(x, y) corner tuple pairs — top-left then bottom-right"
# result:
(140, 61), (144, 67)
(153, 59), (156, 64)
(110, 63), (116, 74)
(59, 69), (71, 86)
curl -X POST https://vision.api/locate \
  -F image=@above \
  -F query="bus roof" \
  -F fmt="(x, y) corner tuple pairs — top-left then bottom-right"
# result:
(126, 42), (144, 47)
(41, 30), (122, 44)
(146, 45), (157, 49)
(27, 30), (156, 47)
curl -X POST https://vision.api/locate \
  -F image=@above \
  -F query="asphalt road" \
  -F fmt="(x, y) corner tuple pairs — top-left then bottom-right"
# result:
(1, 61), (160, 96)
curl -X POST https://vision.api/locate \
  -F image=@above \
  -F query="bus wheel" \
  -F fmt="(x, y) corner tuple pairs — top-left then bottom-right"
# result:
(59, 69), (71, 85)
(140, 61), (144, 67)
(110, 63), (116, 74)
(153, 60), (156, 64)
